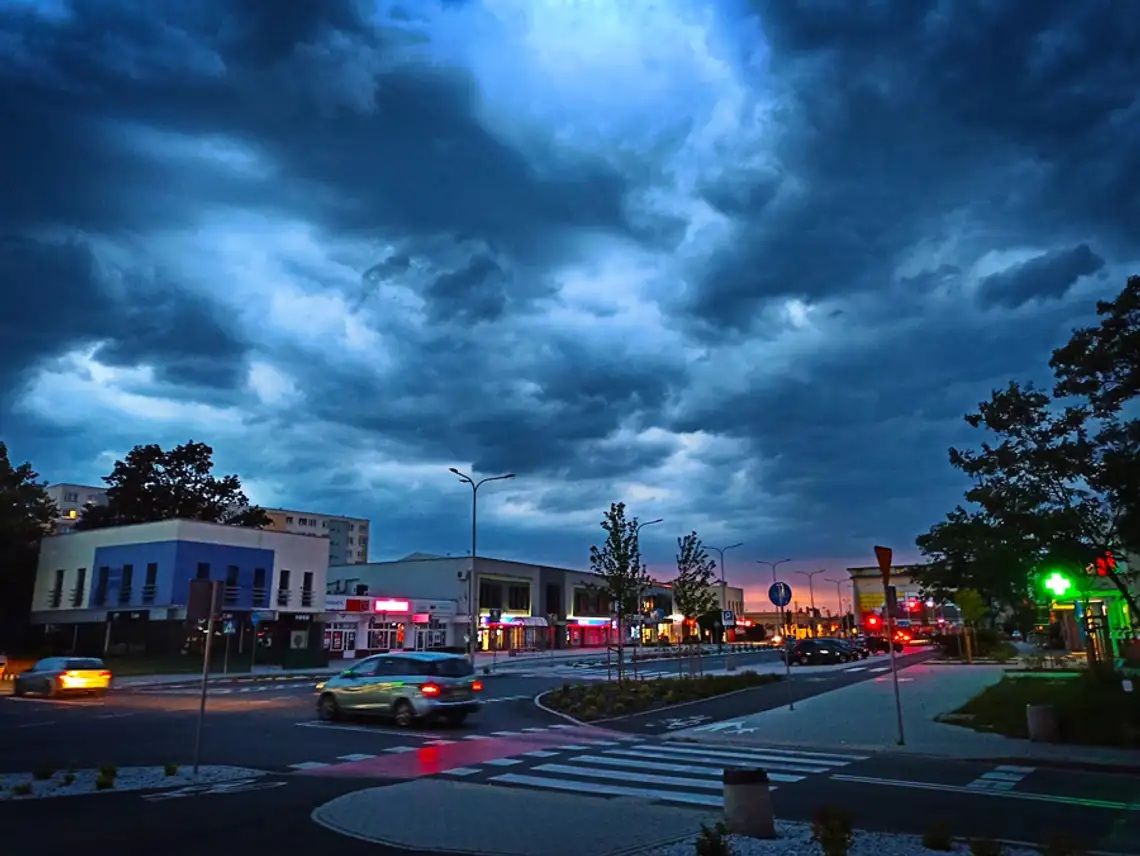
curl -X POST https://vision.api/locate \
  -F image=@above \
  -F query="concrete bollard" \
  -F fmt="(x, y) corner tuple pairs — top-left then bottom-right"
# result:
(1026, 703), (1060, 742)
(723, 768), (775, 839)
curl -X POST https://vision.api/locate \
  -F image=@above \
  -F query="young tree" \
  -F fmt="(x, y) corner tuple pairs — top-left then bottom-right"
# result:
(78, 441), (270, 530)
(671, 531), (719, 645)
(589, 502), (652, 681)
(0, 442), (57, 645)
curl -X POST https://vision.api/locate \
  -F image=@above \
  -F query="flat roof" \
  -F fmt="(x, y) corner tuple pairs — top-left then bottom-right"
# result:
(263, 506), (369, 523)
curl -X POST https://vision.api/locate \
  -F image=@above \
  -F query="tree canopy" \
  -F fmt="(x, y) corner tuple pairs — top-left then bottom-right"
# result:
(0, 442), (56, 644)
(916, 276), (1140, 624)
(671, 531), (719, 621)
(78, 441), (269, 530)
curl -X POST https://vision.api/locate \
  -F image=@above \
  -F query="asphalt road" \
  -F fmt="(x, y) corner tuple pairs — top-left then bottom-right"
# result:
(3, 651), (1137, 854)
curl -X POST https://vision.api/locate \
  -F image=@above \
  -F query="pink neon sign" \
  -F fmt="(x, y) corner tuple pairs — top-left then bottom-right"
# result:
(373, 598), (410, 612)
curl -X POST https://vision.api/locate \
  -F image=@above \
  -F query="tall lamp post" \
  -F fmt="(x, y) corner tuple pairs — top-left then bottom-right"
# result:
(449, 467), (516, 666)
(826, 578), (849, 636)
(797, 569), (826, 637)
(708, 542), (742, 653)
(634, 518), (663, 649)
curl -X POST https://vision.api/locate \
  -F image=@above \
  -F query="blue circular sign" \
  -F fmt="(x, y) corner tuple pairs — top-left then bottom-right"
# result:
(768, 581), (793, 607)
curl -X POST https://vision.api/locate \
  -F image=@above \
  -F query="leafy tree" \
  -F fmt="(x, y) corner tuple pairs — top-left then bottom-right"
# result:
(0, 442), (56, 644)
(671, 532), (718, 642)
(588, 502), (652, 681)
(78, 441), (269, 530)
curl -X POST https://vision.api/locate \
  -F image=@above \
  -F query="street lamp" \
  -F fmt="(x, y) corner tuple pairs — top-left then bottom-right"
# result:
(797, 569), (826, 637)
(633, 518), (663, 648)
(449, 467), (516, 665)
(708, 542), (742, 653)
(757, 558), (792, 636)
(825, 578), (849, 636)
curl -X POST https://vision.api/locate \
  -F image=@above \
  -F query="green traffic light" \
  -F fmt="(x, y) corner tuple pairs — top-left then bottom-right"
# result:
(1043, 571), (1072, 597)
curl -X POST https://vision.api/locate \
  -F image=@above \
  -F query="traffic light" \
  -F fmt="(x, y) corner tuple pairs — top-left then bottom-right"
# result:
(1093, 551), (1116, 577)
(865, 613), (881, 630)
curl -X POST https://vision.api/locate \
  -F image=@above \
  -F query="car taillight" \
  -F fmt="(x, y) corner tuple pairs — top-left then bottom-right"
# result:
(471, 680), (484, 692)
(100, 671), (111, 679)
(420, 683), (442, 697)
(62, 670), (78, 678)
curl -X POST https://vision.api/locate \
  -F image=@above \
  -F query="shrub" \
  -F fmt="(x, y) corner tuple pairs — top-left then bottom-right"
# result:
(12, 783), (32, 796)
(922, 821), (954, 851)
(1041, 832), (1087, 856)
(694, 821), (732, 856)
(32, 768), (55, 781)
(969, 838), (1003, 856)
(164, 763), (179, 777)
(812, 805), (854, 856)
(98, 764), (117, 780)
(95, 774), (115, 791)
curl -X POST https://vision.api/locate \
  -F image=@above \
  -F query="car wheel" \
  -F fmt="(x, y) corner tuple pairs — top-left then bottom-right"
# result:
(443, 712), (467, 727)
(317, 694), (340, 722)
(12, 683), (25, 697)
(393, 699), (415, 728)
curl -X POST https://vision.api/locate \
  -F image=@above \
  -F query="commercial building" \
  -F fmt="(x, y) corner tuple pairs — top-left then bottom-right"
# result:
(44, 483), (108, 534)
(29, 519), (328, 665)
(263, 507), (370, 565)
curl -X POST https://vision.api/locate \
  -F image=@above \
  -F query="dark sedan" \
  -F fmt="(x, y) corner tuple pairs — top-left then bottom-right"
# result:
(862, 636), (905, 654)
(781, 639), (850, 665)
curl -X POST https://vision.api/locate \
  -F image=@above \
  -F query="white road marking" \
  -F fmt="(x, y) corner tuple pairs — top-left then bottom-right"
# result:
(831, 773), (1139, 811)
(554, 744), (591, 750)
(522, 727), (549, 733)
(383, 746), (417, 753)
(492, 731), (523, 737)
(523, 750), (560, 758)
(568, 754), (805, 783)
(604, 746), (832, 775)
(462, 734), (492, 740)
(844, 667), (868, 672)
(490, 773), (729, 807)
(289, 761), (330, 770)
(483, 758), (523, 766)
(441, 767), (481, 776)
(337, 753), (377, 762)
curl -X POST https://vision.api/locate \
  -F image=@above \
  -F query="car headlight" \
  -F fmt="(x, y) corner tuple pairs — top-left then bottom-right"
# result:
(315, 682), (326, 692)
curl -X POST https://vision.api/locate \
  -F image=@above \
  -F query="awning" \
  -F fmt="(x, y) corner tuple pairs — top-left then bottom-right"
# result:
(517, 617), (549, 627)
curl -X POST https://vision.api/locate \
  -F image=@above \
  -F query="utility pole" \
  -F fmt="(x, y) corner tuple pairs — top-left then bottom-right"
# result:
(826, 578), (849, 636)
(449, 468), (516, 667)
(634, 518), (663, 656)
(708, 542), (742, 656)
(797, 569), (826, 637)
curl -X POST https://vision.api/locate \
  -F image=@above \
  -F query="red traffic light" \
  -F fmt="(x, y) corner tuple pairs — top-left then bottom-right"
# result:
(866, 614), (880, 627)
(1093, 551), (1117, 577)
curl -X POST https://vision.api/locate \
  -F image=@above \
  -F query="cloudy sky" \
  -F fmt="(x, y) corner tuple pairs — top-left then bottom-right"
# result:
(2, 0), (1137, 612)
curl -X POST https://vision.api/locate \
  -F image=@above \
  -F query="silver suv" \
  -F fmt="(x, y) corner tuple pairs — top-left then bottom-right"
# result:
(315, 651), (483, 726)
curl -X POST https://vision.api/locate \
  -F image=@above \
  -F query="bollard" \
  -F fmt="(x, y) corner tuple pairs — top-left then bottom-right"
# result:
(1026, 703), (1060, 742)
(723, 768), (775, 839)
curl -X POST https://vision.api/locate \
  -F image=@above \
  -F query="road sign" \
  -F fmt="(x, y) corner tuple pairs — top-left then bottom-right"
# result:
(222, 619), (237, 636)
(722, 610), (736, 628)
(488, 608), (502, 623)
(768, 582), (792, 607)
(874, 545), (893, 585)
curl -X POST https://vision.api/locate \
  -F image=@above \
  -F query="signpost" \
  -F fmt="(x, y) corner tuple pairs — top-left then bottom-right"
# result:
(221, 618), (237, 674)
(768, 581), (794, 710)
(874, 545), (905, 746)
(187, 579), (221, 776)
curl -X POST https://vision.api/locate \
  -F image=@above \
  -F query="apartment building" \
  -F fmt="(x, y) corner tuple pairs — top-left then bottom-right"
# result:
(263, 508), (370, 565)
(44, 483), (108, 533)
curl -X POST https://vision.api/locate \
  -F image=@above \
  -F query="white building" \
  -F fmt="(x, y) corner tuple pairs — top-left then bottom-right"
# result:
(263, 507), (370, 565)
(30, 519), (328, 662)
(44, 483), (108, 533)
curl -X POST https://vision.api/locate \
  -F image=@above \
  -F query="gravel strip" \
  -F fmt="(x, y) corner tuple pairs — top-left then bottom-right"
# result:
(639, 820), (1037, 856)
(0, 765), (265, 800)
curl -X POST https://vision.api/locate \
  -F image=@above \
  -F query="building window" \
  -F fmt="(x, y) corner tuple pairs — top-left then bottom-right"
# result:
(94, 567), (109, 606)
(478, 581), (503, 610)
(321, 520), (327, 528)
(67, 509), (78, 519)
(253, 567), (268, 607)
(50, 569), (64, 608)
(120, 564), (133, 604)
(285, 516), (293, 524)
(508, 584), (530, 612)
(196, 562), (210, 580)
(347, 536), (354, 545)
(143, 563), (157, 604)
(224, 565), (240, 605)
(64, 491), (78, 502)
(348, 523), (355, 531)
(302, 571), (314, 607)
(72, 567), (86, 607)
(277, 569), (291, 607)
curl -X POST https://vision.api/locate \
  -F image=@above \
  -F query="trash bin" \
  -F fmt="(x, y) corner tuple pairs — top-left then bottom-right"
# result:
(723, 768), (775, 839)
(1026, 703), (1060, 742)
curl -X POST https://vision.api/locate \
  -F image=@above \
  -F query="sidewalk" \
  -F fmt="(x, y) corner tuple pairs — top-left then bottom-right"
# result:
(673, 662), (1140, 769)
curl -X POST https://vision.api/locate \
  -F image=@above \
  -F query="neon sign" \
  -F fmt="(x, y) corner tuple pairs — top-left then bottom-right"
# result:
(373, 598), (410, 612)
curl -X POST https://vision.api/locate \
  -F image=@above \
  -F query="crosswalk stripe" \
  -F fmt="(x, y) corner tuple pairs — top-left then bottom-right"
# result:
(289, 761), (330, 770)
(492, 731), (523, 736)
(844, 667), (867, 672)
(569, 754), (805, 783)
(523, 750), (560, 758)
(601, 746), (830, 774)
(532, 763), (726, 791)
(638, 744), (859, 770)
(522, 727), (549, 733)
(442, 767), (481, 776)
(484, 758), (523, 767)
(554, 744), (591, 750)
(337, 753), (377, 762)
(658, 741), (868, 762)
(383, 746), (417, 753)
(463, 734), (491, 740)
(490, 773), (726, 807)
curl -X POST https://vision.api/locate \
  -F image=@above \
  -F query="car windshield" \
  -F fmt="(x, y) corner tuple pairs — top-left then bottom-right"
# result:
(31, 658), (61, 671)
(65, 659), (104, 670)
(429, 658), (474, 678)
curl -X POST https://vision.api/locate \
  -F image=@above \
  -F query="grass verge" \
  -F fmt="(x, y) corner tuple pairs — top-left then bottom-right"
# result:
(543, 672), (782, 721)
(949, 672), (1140, 747)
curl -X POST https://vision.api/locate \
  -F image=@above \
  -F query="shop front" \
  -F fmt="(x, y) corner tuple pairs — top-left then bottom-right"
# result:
(566, 616), (614, 648)
(479, 614), (550, 651)
(324, 595), (460, 658)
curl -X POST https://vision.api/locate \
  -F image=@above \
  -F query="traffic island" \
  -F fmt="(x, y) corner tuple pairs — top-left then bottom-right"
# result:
(540, 672), (782, 722)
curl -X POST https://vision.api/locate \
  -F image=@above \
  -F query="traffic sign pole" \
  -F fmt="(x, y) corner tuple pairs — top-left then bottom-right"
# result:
(768, 581), (795, 711)
(875, 545), (905, 746)
(193, 581), (220, 777)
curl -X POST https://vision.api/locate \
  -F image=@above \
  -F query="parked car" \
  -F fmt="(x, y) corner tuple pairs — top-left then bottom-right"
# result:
(781, 639), (849, 665)
(12, 657), (112, 697)
(862, 636), (904, 654)
(821, 637), (869, 659)
(315, 651), (483, 726)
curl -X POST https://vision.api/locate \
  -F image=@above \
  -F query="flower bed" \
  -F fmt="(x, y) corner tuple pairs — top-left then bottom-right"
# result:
(542, 672), (781, 721)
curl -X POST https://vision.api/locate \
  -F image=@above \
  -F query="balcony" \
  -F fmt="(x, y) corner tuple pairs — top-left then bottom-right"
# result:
(49, 590), (62, 608)
(70, 587), (85, 608)
(301, 590), (314, 608)
(276, 589), (291, 607)
(223, 585), (240, 606)
(118, 587), (132, 605)
(93, 588), (108, 607)
(141, 584), (157, 605)
(252, 587), (269, 608)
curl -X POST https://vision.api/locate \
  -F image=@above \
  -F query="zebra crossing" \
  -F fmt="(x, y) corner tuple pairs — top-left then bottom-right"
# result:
(446, 740), (868, 809)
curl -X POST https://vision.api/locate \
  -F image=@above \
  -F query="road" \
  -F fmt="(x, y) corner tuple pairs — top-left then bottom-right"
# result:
(2, 648), (1137, 855)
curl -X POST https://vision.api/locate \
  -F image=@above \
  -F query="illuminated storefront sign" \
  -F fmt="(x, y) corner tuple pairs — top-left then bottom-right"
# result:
(373, 598), (410, 613)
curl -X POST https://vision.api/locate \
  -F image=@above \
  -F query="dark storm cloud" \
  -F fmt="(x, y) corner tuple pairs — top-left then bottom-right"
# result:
(976, 244), (1105, 309)
(425, 255), (508, 322)
(0, 234), (246, 397)
(687, 0), (1139, 330)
